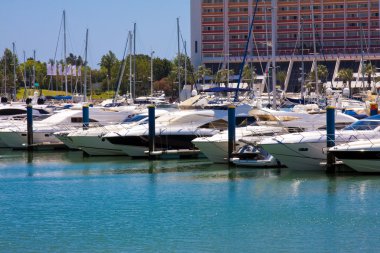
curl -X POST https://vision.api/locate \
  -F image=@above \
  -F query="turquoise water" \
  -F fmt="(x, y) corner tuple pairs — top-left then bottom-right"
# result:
(0, 150), (380, 252)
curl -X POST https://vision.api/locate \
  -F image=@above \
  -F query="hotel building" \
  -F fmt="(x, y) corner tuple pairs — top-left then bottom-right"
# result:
(190, 0), (380, 91)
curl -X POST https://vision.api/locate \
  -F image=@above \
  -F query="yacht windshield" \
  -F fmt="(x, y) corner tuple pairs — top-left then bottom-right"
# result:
(343, 119), (380, 130)
(123, 115), (147, 123)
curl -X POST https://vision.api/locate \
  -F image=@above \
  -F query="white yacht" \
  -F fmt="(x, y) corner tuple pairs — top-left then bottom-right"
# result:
(192, 108), (357, 163)
(103, 104), (253, 157)
(0, 107), (137, 149)
(54, 109), (168, 156)
(329, 139), (380, 173)
(259, 114), (380, 170)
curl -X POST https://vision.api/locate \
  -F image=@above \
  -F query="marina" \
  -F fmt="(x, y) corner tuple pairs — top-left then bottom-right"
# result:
(3, 0), (380, 251)
(1, 150), (380, 252)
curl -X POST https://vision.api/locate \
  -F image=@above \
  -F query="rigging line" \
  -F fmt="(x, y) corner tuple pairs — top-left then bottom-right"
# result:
(234, 0), (259, 102)
(53, 13), (64, 63)
(179, 30), (198, 91)
(49, 14), (64, 89)
(314, 30), (327, 63)
(251, 30), (270, 94)
(113, 34), (130, 99)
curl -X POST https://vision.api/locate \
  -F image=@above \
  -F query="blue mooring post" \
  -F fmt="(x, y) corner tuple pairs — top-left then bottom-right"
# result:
(326, 106), (336, 173)
(228, 105), (236, 165)
(27, 105), (33, 151)
(370, 102), (378, 116)
(82, 105), (89, 130)
(148, 105), (155, 160)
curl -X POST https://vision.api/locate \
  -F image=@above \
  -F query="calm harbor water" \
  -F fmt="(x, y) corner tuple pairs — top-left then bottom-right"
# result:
(0, 150), (379, 252)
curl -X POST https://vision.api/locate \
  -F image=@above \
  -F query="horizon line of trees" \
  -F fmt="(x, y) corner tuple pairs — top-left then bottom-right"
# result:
(1, 47), (380, 99)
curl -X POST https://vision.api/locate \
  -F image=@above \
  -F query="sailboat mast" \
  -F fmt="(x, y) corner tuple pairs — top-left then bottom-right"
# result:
(129, 31), (133, 100)
(23, 51), (27, 100)
(83, 28), (88, 102)
(360, 19), (365, 91)
(12, 42), (16, 101)
(301, 18), (305, 100)
(133, 23), (136, 100)
(310, 0), (319, 96)
(4, 50), (7, 95)
(184, 41), (187, 90)
(177, 17), (181, 101)
(150, 50), (154, 97)
(271, 0), (277, 109)
(113, 34), (129, 104)
(33, 50), (36, 88)
(63, 10), (68, 96)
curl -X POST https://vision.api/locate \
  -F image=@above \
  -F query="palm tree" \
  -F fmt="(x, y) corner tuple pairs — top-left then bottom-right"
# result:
(308, 64), (329, 93)
(99, 51), (118, 81)
(337, 68), (354, 97)
(365, 63), (377, 91)
(276, 70), (287, 90)
(242, 64), (257, 89)
(215, 68), (234, 87)
(196, 64), (212, 87)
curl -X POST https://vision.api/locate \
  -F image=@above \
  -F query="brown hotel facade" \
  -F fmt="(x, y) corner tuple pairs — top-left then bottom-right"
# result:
(190, 0), (380, 91)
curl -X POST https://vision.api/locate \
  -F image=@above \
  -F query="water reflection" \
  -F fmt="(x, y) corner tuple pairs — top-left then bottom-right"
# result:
(1, 150), (380, 190)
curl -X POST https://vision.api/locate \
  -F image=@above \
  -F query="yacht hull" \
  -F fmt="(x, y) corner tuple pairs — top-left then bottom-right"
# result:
(331, 151), (380, 172)
(192, 138), (228, 163)
(73, 136), (125, 156)
(260, 142), (326, 170)
(0, 131), (63, 149)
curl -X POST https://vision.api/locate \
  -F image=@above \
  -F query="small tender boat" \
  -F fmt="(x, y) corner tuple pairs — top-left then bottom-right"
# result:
(230, 144), (281, 168)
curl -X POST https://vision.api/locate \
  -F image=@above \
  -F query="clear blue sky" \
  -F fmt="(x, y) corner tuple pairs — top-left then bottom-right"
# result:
(0, 0), (190, 68)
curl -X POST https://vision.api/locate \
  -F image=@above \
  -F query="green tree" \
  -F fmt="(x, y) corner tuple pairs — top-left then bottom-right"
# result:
(307, 64), (329, 93)
(365, 62), (377, 91)
(276, 70), (287, 90)
(0, 48), (19, 95)
(153, 58), (172, 81)
(242, 64), (257, 89)
(66, 53), (84, 66)
(99, 51), (118, 83)
(173, 53), (195, 88)
(215, 68), (234, 87)
(337, 68), (354, 97)
(196, 64), (212, 87)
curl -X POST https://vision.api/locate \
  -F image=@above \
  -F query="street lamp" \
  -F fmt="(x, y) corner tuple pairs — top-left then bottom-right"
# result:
(150, 51), (155, 97)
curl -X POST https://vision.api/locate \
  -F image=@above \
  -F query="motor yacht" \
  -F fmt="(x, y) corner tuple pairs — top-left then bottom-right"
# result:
(54, 109), (168, 156)
(0, 107), (137, 149)
(329, 138), (380, 173)
(192, 108), (357, 163)
(258, 114), (380, 170)
(103, 104), (253, 157)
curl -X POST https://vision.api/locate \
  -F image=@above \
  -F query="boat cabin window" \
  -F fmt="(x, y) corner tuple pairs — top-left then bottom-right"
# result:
(236, 116), (257, 127)
(0, 108), (26, 115)
(199, 119), (228, 130)
(71, 117), (98, 123)
(35, 109), (51, 114)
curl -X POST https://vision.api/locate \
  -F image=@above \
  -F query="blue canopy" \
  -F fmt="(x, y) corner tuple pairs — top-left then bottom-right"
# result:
(203, 87), (250, 92)
(53, 95), (72, 100)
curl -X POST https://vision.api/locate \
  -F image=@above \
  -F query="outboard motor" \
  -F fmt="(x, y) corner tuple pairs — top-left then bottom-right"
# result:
(37, 97), (45, 105)
(25, 98), (32, 105)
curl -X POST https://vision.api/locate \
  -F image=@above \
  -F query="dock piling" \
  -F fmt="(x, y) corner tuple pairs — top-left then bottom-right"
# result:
(148, 105), (155, 160)
(228, 105), (236, 165)
(82, 105), (89, 130)
(27, 105), (33, 151)
(326, 106), (336, 173)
